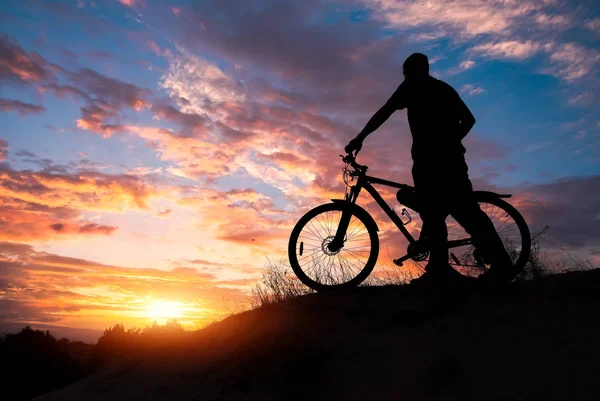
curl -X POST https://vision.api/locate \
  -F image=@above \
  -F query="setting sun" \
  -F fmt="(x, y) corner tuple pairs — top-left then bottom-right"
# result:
(146, 301), (184, 321)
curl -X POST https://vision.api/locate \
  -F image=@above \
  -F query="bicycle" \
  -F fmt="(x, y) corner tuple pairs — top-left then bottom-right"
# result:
(288, 153), (531, 291)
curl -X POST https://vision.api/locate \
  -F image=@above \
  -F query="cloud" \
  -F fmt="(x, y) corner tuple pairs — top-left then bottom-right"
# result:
(471, 40), (599, 82)
(361, 0), (545, 37)
(28, 171), (152, 210)
(543, 42), (600, 82)
(471, 40), (546, 60)
(0, 35), (54, 83)
(0, 98), (46, 115)
(534, 12), (572, 28)
(76, 105), (123, 137)
(158, 0), (407, 107)
(568, 92), (594, 106)
(124, 125), (238, 179)
(0, 199), (116, 242)
(159, 47), (246, 119)
(145, 40), (163, 56)
(460, 60), (475, 70)
(156, 208), (172, 217)
(0, 242), (253, 329)
(117, 0), (140, 7)
(88, 50), (113, 60)
(54, 223), (118, 235)
(460, 84), (485, 96)
(177, 187), (291, 247)
(0, 140), (7, 162)
(0, 149), (165, 242)
(585, 18), (600, 33)
(360, 1), (596, 83)
(67, 68), (151, 111)
(42, 83), (90, 101)
(514, 175), (600, 251)
(152, 104), (211, 134)
(0, 36), (153, 139)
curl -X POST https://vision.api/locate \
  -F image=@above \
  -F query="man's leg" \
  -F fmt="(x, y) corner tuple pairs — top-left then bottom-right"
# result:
(420, 207), (449, 269)
(413, 163), (449, 269)
(438, 153), (511, 281)
(412, 190), (468, 286)
(451, 197), (514, 274)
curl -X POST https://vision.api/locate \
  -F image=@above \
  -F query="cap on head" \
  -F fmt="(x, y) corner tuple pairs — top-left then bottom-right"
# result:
(403, 53), (429, 78)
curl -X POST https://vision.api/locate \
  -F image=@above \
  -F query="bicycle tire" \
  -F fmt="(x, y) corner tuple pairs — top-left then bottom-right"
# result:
(447, 192), (531, 280)
(288, 203), (379, 291)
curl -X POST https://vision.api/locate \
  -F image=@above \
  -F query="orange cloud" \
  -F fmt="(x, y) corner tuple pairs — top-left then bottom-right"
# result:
(76, 105), (123, 137)
(0, 242), (253, 330)
(177, 187), (293, 249)
(0, 159), (163, 242)
(0, 168), (153, 211)
(0, 199), (117, 242)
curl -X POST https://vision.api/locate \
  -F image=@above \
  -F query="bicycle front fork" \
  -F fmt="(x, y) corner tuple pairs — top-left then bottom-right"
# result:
(327, 203), (353, 252)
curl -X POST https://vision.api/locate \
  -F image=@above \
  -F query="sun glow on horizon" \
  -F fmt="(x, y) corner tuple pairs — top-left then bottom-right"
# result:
(146, 301), (184, 322)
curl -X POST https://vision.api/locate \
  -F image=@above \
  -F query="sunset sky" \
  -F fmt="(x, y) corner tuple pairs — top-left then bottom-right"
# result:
(1, 0), (599, 337)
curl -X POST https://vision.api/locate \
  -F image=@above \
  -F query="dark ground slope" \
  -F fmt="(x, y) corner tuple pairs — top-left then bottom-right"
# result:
(38, 270), (600, 401)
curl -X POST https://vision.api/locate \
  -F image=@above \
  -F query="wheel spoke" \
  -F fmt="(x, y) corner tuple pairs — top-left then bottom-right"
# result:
(439, 198), (528, 278)
(290, 205), (376, 288)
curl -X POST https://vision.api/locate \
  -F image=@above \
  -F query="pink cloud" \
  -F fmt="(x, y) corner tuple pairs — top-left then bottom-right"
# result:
(67, 68), (151, 111)
(0, 98), (46, 115)
(471, 40), (546, 60)
(0, 35), (54, 83)
(117, 0), (137, 6)
(0, 140), (8, 162)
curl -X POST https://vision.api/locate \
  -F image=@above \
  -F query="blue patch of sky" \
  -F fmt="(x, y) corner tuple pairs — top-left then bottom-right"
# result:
(348, 9), (369, 23)
(214, 173), (288, 210)
(316, 3), (371, 25)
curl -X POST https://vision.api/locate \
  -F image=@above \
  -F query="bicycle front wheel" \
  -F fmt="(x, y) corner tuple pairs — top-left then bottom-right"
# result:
(288, 203), (379, 291)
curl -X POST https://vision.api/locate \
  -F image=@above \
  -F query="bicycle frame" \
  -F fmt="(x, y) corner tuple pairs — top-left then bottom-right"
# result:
(329, 163), (484, 264)
(352, 174), (417, 243)
(329, 171), (417, 253)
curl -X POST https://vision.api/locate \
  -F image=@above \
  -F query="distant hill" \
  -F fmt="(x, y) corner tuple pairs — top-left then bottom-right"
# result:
(37, 269), (600, 401)
(0, 322), (102, 344)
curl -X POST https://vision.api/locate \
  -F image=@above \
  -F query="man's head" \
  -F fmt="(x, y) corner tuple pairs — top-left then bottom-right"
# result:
(403, 53), (429, 79)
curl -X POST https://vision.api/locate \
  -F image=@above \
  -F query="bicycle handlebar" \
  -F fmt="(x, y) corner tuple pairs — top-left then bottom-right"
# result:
(340, 153), (367, 173)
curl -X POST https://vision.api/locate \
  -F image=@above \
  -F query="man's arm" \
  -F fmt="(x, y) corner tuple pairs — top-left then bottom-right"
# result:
(356, 101), (397, 141)
(346, 84), (404, 154)
(456, 96), (476, 140)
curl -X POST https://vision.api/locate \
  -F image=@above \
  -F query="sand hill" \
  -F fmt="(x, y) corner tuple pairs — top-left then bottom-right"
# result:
(37, 269), (600, 401)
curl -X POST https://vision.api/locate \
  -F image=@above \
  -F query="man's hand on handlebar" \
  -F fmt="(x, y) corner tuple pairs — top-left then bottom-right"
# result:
(345, 137), (363, 156)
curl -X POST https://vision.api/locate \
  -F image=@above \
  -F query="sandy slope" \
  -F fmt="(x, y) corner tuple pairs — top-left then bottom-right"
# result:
(37, 270), (600, 401)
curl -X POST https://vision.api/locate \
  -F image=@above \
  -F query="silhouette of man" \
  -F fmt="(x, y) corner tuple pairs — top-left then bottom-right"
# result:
(345, 52), (513, 286)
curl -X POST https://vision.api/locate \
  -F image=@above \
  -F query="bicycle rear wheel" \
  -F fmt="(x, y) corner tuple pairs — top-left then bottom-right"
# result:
(288, 203), (379, 291)
(446, 193), (531, 279)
